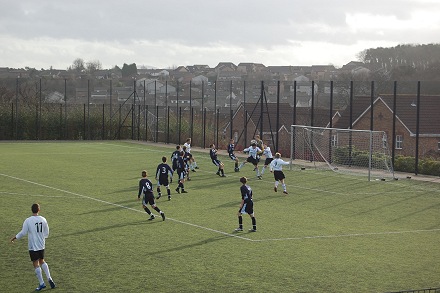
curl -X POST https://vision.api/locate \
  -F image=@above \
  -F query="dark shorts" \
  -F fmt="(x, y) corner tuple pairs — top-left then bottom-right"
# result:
(158, 177), (169, 186)
(239, 202), (254, 215)
(246, 157), (258, 165)
(177, 170), (186, 180)
(143, 193), (155, 206)
(212, 159), (221, 166)
(264, 158), (273, 166)
(229, 153), (237, 161)
(274, 170), (285, 181)
(29, 250), (45, 262)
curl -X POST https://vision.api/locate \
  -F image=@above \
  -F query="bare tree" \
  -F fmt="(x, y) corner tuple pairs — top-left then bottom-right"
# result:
(71, 58), (85, 73)
(86, 60), (102, 75)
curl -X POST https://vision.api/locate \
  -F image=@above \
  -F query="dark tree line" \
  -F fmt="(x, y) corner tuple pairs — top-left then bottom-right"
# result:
(358, 43), (440, 80)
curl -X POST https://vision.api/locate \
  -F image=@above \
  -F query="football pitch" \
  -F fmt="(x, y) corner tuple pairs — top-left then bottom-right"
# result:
(1, 141), (439, 293)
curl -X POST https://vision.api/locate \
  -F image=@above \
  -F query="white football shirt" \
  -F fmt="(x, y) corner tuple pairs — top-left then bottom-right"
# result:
(16, 215), (49, 251)
(183, 142), (191, 153)
(270, 158), (290, 171)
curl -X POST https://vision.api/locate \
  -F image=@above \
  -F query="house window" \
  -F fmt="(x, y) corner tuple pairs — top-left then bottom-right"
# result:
(331, 134), (337, 147)
(396, 135), (403, 149)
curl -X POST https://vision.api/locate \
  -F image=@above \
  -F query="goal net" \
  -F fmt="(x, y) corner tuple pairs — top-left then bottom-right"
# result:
(290, 125), (395, 181)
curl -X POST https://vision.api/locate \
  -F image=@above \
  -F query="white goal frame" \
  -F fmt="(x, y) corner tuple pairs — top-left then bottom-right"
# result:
(290, 125), (395, 181)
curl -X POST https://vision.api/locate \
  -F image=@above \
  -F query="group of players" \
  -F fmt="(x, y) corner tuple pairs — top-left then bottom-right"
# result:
(137, 135), (291, 232)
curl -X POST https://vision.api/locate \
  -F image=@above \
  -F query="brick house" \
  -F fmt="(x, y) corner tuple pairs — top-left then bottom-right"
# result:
(333, 94), (440, 158)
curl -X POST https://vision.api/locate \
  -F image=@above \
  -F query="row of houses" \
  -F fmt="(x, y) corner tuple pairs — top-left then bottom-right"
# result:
(0, 60), (368, 82)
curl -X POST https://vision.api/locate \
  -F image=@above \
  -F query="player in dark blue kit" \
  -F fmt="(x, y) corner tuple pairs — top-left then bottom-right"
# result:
(170, 145), (181, 183)
(175, 151), (188, 194)
(235, 177), (257, 232)
(182, 145), (192, 181)
(227, 138), (240, 172)
(210, 143), (226, 177)
(137, 170), (165, 221)
(155, 156), (173, 201)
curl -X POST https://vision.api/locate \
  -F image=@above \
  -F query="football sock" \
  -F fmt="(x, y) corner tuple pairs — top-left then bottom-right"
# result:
(282, 183), (286, 191)
(221, 169), (224, 175)
(41, 262), (52, 281)
(252, 217), (257, 230)
(238, 215), (243, 228)
(143, 207), (151, 214)
(275, 181), (279, 188)
(154, 206), (161, 213)
(238, 162), (244, 169)
(167, 188), (171, 195)
(35, 266), (44, 285)
(261, 166), (266, 174)
(235, 162), (238, 168)
(157, 187), (161, 194)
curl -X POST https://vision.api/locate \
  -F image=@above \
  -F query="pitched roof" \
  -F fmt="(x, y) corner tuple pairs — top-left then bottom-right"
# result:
(238, 103), (333, 132)
(380, 94), (440, 135)
(333, 94), (440, 135)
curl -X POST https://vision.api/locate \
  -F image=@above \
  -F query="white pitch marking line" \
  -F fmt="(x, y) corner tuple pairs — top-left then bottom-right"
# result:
(0, 173), (251, 241)
(252, 228), (440, 242)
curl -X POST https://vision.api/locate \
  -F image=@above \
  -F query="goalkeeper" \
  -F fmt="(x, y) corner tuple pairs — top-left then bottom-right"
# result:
(269, 152), (289, 195)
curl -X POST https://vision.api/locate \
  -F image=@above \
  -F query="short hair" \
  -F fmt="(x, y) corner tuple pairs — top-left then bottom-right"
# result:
(162, 156), (167, 162)
(251, 142), (257, 147)
(141, 170), (147, 177)
(182, 145), (187, 150)
(31, 203), (40, 214)
(209, 144), (214, 148)
(240, 177), (247, 184)
(275, 152), (281, 158)
(176, 145), (180, 150)
(186, 138), (191, 142)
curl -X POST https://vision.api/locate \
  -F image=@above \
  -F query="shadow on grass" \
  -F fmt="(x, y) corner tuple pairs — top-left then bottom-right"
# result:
(151, 235), (231, 255)
(51, 219), (159, 239)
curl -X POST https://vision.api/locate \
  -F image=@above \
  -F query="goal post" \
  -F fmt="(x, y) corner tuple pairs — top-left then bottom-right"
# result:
(290, 125), (395, 181)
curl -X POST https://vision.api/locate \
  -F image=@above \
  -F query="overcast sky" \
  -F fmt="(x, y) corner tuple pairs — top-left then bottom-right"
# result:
(1, 0), (439, 70)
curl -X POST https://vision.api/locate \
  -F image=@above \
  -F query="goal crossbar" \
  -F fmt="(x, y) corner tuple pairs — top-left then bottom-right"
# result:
(290, 125), (395, 181)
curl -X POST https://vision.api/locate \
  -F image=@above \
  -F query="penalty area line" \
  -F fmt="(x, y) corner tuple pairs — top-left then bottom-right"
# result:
(0, 172), (251, 241)
(252, 228), (440, 242)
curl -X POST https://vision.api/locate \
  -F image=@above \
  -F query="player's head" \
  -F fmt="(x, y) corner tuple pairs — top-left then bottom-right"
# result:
(210, 143), (215, 148)
(31, 203), (40, 214)
(180, 151), (185, 157)
(255, 135), (260, 140)
(251, 142), (256, 147)
(162, 156), (167, 163)
(186, 138), (191, 143)
(182, 145), (187, 151)
(176, 145), (180, 150)
(275, 152), (281, 158)
(240, 177), (247, 184)
(141, 170), (147, 177)
(229, 138), (234, 143)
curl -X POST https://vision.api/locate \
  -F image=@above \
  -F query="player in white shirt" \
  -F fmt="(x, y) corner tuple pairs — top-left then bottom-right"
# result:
(260, 144), (274, 176)
(11, 203), (56, 291)
(269, 152), (290, 194)
(183, 138), (198, 171)
(239, 142), (263, 179)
